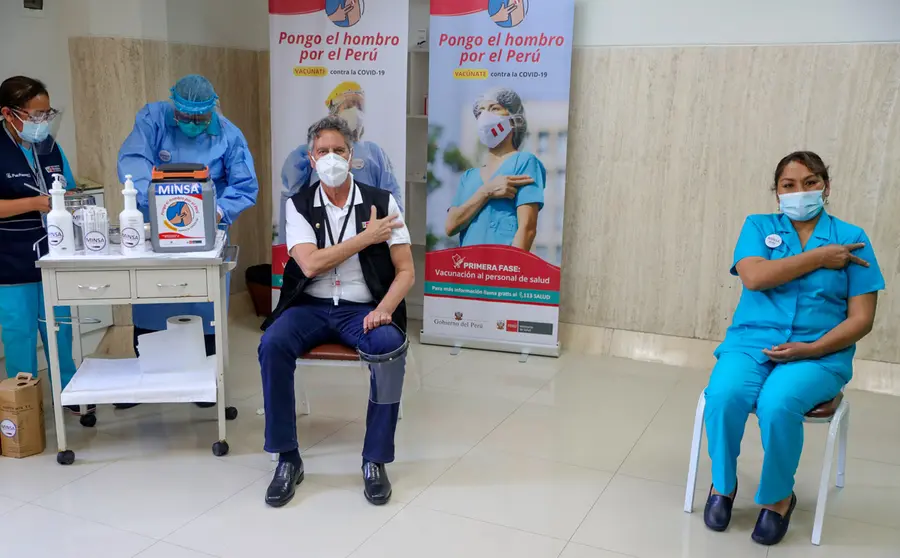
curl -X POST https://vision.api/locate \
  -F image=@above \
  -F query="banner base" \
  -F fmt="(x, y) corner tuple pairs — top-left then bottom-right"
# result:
(419, 331), (560, 358)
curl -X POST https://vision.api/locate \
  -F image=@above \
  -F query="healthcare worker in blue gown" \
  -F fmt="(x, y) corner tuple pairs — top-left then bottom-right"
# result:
(116, 74), (258, 408)
(276, 81), (401, 245)
(444, 87), (545, 251)
(0, 76), (93, 416)
(702, 151), (884, 546)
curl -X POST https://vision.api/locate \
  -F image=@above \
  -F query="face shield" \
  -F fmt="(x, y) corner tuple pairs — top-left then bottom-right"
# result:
(329, 90), (365, 141)
(4, 106), (65, 156)
(170, 75), (219, 138)
(356, 323), (420, 405)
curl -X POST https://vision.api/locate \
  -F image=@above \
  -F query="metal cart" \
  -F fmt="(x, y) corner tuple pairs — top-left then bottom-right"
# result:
(37, 233), (239, 464)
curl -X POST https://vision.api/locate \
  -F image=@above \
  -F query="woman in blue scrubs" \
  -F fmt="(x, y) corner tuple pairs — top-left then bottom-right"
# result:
(0, 76), (91, 416)
(703, 151), (884, 545)
(444, 87), (546, 251)
(116, 74), (258, 408)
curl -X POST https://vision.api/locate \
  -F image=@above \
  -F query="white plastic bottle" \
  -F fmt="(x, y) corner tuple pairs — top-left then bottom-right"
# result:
(47, 174), (75, 256)
(119, 174), (146, 254)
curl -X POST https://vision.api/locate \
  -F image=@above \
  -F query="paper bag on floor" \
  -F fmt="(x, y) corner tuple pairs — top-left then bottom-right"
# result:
(0, 373), (46, 458)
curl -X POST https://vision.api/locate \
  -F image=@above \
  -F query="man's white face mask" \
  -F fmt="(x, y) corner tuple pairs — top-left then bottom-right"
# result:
(314, 152), (351, 187)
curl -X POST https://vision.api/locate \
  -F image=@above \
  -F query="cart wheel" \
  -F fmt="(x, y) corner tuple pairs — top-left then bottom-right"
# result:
(212, 440), (230, 457)
(80, 413), (97, 428)
(225, 406), (238, 421)
(57, 450), (75, 465)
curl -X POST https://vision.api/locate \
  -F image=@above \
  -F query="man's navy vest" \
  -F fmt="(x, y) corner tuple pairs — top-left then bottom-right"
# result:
(0, 134), (64, 284)
(263, 181), (407, 333)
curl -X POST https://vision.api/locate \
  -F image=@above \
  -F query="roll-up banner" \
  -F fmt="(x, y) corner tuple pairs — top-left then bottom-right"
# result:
(421, 0), (575, 357)
(269, 0), (409, 300)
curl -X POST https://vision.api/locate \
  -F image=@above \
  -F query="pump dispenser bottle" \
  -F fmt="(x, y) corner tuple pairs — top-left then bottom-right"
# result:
(47, 174), (75, 256)
(119, 174), (145, 254)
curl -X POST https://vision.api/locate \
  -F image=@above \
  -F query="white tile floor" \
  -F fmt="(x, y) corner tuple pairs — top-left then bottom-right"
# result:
(2, 309), (900, 557)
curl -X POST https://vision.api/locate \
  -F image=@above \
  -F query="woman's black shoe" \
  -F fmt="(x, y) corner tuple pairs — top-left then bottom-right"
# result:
(751, 493), (796, 546)
(703, 482), (737, 532)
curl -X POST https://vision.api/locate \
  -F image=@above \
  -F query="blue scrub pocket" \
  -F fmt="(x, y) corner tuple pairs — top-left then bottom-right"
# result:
(815, 268), (850, 300)
(494, 216), (518, 245)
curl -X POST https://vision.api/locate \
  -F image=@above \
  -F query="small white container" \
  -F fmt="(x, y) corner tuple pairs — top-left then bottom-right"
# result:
(81, 206), (109, 255)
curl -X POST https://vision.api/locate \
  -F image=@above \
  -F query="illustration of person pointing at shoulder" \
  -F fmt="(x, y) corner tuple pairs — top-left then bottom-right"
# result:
(327, 0), (364, 27)
(489, 0), (527, 27)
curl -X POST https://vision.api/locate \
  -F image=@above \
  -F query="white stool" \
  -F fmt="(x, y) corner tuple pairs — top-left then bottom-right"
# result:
(684, 391), (849, 546)
(267, 343), (403, 462)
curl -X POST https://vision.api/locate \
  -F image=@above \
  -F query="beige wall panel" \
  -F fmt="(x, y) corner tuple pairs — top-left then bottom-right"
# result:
(562, 44), (900, 362)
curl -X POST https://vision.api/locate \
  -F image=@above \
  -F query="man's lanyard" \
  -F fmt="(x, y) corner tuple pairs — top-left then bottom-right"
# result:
(318, 185), (356, 305)
(318, 185), (356, 248)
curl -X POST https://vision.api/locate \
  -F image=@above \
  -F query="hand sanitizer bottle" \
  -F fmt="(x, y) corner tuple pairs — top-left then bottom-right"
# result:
(119, 174), (146, 254)
(47, 174), (75, 256)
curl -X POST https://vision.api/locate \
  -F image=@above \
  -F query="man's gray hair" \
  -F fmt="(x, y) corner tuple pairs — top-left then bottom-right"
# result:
(307, 115), (353, 152)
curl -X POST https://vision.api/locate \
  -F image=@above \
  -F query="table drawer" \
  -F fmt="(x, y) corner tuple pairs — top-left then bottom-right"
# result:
(57, 271), (131, 300)
(136, 269), (208, 299)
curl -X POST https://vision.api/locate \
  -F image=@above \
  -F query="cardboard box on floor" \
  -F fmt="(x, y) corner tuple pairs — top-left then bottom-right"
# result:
(0, 373), (46, 458)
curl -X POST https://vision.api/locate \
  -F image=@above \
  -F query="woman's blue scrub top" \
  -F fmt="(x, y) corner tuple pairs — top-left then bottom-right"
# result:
(716, 212), (885, 377)
(451, 151), (545, 246)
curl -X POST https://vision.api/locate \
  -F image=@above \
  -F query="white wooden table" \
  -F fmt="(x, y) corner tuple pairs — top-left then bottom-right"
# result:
(37, 233), (238, 465)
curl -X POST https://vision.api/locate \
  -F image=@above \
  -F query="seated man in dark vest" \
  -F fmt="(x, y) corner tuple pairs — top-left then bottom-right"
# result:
(259, 115), (414, 508)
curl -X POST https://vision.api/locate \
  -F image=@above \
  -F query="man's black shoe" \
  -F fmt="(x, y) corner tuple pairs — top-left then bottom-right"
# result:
(362, 462), (392, 506)
(265, 459), (305, 508)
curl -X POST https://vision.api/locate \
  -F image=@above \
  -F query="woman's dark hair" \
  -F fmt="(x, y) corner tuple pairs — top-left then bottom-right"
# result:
(0, 76), (49, 111)
(773, 151), (830, 191)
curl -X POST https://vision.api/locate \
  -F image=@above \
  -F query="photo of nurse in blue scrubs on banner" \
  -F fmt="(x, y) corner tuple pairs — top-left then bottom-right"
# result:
(443, 87), (547, 253)
(423, 0), (574, 352)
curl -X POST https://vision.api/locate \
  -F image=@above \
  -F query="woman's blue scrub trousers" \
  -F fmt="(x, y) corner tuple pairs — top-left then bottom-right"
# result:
(704, 352), (846, 504)
(0, 282), (76, 388)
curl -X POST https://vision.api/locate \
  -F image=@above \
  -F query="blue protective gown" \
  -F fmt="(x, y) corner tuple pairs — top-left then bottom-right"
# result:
(0, 140), (77, 388)
(117, 102), (258, 334)
(451, 151), (546, 246)
(705, 212), (884, 504)
(276, 139), (401, 244)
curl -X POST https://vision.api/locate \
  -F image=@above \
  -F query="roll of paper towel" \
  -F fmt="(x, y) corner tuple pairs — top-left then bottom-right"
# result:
(137, 315), (206, 373)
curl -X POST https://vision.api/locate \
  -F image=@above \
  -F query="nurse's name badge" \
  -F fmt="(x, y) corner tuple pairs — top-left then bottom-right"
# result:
(351, 158), (365, 170)
(159, 150), (172, 162)
(765, 234), (783, 249)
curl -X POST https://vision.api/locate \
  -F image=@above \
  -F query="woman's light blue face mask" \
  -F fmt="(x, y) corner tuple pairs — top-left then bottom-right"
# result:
(779, 190), (825, 222)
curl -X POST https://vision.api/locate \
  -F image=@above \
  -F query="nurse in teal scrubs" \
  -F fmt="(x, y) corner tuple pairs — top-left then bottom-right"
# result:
(445, 87), (545, 250)
(703, 152), (884, 546)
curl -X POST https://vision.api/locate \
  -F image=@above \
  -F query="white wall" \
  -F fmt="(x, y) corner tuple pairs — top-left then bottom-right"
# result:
(165, 0), (268, 50)
(0, 1), (78, 174)
(573, 0), (900, 46)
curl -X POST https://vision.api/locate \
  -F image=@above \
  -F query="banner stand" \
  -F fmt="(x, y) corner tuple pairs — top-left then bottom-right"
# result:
(421, 0), (575, 359)
(419, 332), (560, 360)
(269, 0), (409, 302)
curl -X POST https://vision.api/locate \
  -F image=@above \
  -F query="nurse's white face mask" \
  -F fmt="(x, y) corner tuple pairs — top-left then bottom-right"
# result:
(477, 111), (512, 149)
(314, 152), (351, 188)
